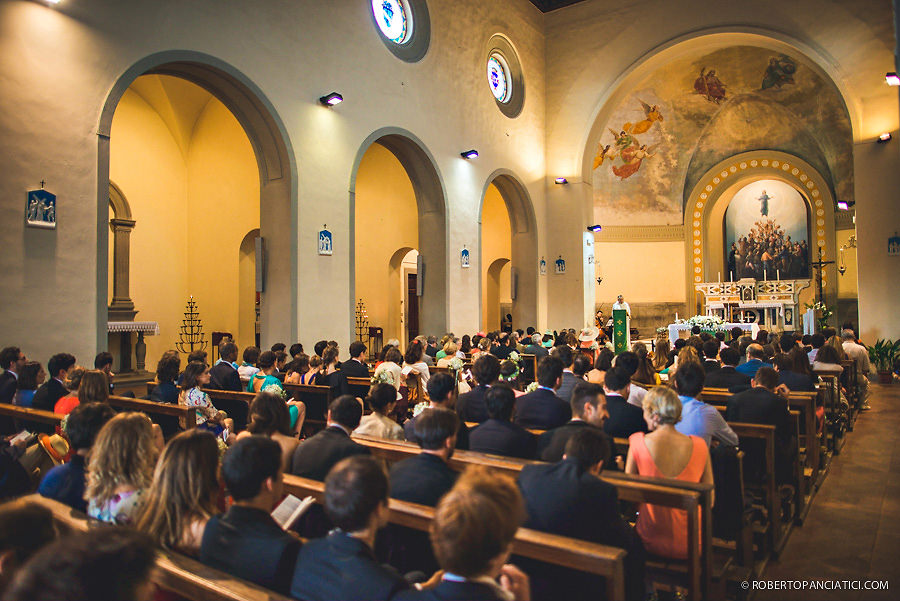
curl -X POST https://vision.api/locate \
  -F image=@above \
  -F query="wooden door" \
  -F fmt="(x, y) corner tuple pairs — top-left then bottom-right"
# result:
(407, 273), (419, 341)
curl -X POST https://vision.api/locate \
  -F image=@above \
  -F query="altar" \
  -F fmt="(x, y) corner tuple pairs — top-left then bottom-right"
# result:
(667, 322), (758, 342)
(694, 279), (810, 331)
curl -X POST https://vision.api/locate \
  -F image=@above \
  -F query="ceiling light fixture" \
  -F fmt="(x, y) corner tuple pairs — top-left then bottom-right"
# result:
(318, 92), (343, 107)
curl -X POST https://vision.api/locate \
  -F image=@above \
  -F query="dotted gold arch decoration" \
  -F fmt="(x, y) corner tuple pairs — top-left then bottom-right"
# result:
(690, 157), (828, 287)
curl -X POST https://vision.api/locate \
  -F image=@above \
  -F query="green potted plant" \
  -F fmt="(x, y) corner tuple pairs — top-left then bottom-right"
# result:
(867, 339), (898, 385)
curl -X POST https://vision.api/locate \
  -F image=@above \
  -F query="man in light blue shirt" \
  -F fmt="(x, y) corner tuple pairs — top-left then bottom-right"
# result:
(673, 363), (737, 447)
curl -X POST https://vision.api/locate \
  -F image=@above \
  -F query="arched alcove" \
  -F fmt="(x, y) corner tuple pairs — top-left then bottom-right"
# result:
(238, 229), (260, 347)
(350, 128), (447, 339)
(107, 181), (136, 321)
(96, 51), (296, 352)
(485, 258), (512, 331)
(687, 151), (836, 312)
(479, 170), (538, 330)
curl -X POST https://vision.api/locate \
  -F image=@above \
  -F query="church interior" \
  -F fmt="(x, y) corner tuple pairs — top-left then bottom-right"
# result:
(0, 0), (899, 599)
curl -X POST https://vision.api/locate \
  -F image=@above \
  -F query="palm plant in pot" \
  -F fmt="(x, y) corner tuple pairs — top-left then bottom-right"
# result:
(867, 339), (899, 385)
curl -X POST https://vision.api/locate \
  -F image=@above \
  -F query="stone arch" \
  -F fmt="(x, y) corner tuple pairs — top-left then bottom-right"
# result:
(108, 181), (132, 220)
(238, 229), (261, 347)
(96, 51), (297, 350)
(349, 128), (448, 337)
(106, 181), (136, 320)
(686, 150), (836, 309)
(478, 170), (539, 329)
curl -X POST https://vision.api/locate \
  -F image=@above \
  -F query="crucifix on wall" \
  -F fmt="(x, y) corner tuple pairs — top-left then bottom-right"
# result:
(809, 246), (834, 303)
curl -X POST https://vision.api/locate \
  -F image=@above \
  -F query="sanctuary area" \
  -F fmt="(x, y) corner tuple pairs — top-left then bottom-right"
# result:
(0, 1), (898, 600)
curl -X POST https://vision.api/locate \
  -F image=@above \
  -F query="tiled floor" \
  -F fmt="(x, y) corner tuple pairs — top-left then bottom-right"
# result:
(755, 383), (899, 601)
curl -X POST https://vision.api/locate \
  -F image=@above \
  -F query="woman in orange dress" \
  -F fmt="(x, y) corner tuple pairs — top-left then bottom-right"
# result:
(625, 386), (713, 559)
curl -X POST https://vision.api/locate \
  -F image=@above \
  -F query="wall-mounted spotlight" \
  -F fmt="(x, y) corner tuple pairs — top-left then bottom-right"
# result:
(886, 72), (900, 86)
(318, 92), (343, 107)
(460, 149), (479, 159)
(587, 225), (602, 232)
(554, 177), (568, 184)
(837, 201), (849, 211)
(878, 132), (892, 143)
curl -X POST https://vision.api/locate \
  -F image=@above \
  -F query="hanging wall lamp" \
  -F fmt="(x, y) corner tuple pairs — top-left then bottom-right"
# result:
(318, 92), (343, 107)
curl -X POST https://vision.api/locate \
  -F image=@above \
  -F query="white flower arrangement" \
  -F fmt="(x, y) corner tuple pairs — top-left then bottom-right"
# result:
(675, 315), (726, 330)
(412, 401), (430, 417)
(448, 357), (464, 372)
(261, 382), (286, 399)
(805, 301), (830, 312)
(508, 351), (521, 363)
(371, 370), (395, 386)
(525, 381), (540, 393)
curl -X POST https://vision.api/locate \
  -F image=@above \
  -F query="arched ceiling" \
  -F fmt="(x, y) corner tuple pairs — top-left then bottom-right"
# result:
(127, 74), (214, 159)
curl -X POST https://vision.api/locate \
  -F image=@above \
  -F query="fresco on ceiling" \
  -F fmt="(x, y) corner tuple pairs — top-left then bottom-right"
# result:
(725, 179), (810, 280)
(591, 45), (852, 227)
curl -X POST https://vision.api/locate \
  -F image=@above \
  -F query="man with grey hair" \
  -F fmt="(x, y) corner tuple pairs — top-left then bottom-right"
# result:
(735, 343), (771, 378)
(524, 333), (549, 358)
(415, 335), (434, 366)
(841, 329), (871, 408)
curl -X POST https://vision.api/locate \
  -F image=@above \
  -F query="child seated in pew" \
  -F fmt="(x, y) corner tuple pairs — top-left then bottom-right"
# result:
(393, 466), (530, 601)
(200, 435), (301, 596)
(136, 430), (221, 556)
(179, 361), (234, 442)
(354, 383), (405, 441)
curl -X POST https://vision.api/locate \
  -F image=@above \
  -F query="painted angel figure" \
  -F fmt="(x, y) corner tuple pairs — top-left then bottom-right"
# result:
(756, 190), (772, 216)
(593, 143), (614, 169)
(627, 100), (663, 134)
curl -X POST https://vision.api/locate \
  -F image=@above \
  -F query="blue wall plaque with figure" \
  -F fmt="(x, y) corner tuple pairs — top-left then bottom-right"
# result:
(26, 189), (56, 229)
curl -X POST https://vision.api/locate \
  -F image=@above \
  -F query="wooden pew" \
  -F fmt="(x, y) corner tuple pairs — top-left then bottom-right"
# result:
(281, 474), (628, 601)
(108, 395), (195, 437)
(283, 383), (332, 431)
(200, 388), (256, 431)
(346, 376), (373, 399)
(24, 494), (294, 601)
(0, 404), (63, 433)
(702, 387), (821, 487)
(350, 434), (713, 601)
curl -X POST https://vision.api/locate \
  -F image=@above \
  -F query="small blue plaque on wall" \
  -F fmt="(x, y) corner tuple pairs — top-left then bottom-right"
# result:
(889, 232), (900, 256)
(555, 255), (566, 274)
(318, 227), (333, 255)
(25, 189), (56, 229)
(460, 247), (470, 268)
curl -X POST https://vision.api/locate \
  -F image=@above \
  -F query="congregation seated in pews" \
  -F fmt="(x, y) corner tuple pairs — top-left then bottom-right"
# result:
(0, 321), (874, 600)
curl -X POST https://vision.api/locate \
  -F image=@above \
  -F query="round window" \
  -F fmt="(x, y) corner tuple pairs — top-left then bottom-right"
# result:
(487, 53), (511, 103)
(371, 0), (412, 44)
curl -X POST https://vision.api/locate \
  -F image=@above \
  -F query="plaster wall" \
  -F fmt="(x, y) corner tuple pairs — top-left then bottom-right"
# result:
(854, 135), (900, 341)
(594, 240), (686, 305)
(354, 143), (419, 346)
(0, 0), (546, 362)
(481, 183), (512, 330)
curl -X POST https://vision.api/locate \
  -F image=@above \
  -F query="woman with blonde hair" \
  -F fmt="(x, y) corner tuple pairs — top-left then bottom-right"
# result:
(57, 369), (110, 415)
(625, 387), (713, 560)
(436, 341), (461, 368)
(85, 412), (159, 525)
(135, 429), (220, 555)
(53, 365), (85, 415)
(668, 345), (701, 380)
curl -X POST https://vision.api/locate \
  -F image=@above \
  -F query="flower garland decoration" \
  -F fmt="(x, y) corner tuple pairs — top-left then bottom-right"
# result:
(508, 351), (521, 363)
(261, 382), (286, 399)
(371, 370), (395, 386)
(412, 401), (430, 417)
(674, 315), (726, 330)
(524, 381), (540, 393)
(500, 366), (520, 383)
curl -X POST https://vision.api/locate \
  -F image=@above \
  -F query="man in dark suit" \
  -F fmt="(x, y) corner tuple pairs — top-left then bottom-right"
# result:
(492, 332), (513, 360)
(290, 395), (370, 480)
(701, 339), (721, 374)
(390, 408), (459, 506)
(519, 429), (645, 601)
(704, 346), (751, 392)
(424, 335), (439, 359)
(726, 367), (795, 484)
(602, 365), (648, 439)
(200, 436), (301, 596)
(0, 346), (26, 404)
(469, 384), (536, 459)
(772, 353), (816, 392)
(735, 343), (772, 377)
(405, 372), (469, 450)
(456, 353), (500, 423)
(339, 341), (370, 378)
(537, 381), (609, 462)
(291, 456), (409, 601)
(523, 333), (549, 358)
(208, 341), (242, 391)
(31, 353), (75, 412)
(514, 355), (570, 430)
(551, 344), (579, 403)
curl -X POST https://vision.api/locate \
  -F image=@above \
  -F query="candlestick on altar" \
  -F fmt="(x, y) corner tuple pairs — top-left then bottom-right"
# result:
(730, 270), (734, 282)
(763, 268), (767, 281)
(718, 272), (721, 283)
(675, 312), (678, 321)
(777, 269), (780, 280)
